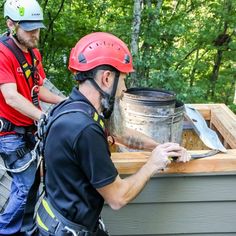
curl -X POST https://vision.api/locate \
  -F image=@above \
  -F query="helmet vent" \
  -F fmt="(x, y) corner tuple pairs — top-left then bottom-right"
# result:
(124, 54), (130, 64)
(78, 53), (87, 63)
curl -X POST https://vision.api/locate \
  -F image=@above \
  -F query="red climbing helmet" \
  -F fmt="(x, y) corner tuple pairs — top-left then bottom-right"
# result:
(68, 32), (134, 73)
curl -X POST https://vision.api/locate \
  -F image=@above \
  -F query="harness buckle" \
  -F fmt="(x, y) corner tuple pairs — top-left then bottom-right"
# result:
(64, 226), (80, 236)
(31, 85), (40, 96)
(0, 119), (4, 132)
(0, 117), (13, 132)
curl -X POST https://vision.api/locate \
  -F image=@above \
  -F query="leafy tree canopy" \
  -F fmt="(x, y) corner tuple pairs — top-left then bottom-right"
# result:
(0, 0), (235, 112)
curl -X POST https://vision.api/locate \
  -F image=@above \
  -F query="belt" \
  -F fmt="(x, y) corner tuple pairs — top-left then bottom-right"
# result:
(0, 117), (36, 134)
(37, 197), (97, 236)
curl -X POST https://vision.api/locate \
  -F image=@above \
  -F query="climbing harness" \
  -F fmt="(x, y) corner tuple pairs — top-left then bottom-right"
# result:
(0, 35), (42, 108)
(0, 35), (43, 173)
(37, 197), (109, 236)
(36, 99), (109, 235)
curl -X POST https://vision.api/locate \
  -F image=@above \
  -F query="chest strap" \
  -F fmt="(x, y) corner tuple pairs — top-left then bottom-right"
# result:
(0, 36), (41, 108)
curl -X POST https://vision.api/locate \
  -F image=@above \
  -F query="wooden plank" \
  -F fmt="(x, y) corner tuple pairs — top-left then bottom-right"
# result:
(111, 149), (236, 174)
(187, 103), (213, 121)
(185, 104), (236, 148)
(210, 104), (236, 148)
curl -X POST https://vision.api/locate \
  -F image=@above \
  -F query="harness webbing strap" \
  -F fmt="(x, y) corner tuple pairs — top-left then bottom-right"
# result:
(44, 100), (105, 137)
(0, 117), (36, 134)
(36, 100), (109, 235)
(0, 36), (40, 108)
(42, 198), (55, 218)
(36, 212), (49, 231)
(37, 197), (96, 236)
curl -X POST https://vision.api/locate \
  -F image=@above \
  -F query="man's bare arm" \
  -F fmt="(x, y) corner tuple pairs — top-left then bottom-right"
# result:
(1, 83), (42, 121)
(114, 128), (158, 151)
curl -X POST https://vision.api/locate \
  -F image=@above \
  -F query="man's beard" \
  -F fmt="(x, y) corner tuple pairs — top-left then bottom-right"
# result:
(101, 95), (114, 119)
(106, 98), (125, 136)
(17, 34), (39, 49)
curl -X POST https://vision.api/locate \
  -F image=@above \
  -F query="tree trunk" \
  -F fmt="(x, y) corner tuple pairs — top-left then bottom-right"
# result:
(131, 0), (142, 57)
(189, 48), (199, 87)
(234, 83), (236, 104)
(210, 49), (223, 98)
(130, 0), (143, 86)
(40, 0), (65, 56)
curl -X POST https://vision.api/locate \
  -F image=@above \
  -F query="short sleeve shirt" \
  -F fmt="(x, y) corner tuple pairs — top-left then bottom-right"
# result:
(44, 88), (118, 231)
(0, 40), (46, 126)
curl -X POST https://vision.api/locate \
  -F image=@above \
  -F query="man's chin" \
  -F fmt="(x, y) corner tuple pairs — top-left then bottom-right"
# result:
(28, 42), (38, 49)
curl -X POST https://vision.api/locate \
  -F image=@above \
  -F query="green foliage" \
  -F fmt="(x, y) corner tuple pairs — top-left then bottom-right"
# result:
(0, 0), (235, 112)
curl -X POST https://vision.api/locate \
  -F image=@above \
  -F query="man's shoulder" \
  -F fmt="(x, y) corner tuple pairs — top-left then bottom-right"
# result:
(32, 47), (41, 55)
(30, 48), (42, 61)
(0, 40), (14, 57)
(0, 42), (16, 66)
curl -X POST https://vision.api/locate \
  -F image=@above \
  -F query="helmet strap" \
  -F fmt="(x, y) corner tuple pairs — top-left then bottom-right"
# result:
(101, 70), (120, 119)
(75, 67), (120, 119)
(86, 71), (120, 119)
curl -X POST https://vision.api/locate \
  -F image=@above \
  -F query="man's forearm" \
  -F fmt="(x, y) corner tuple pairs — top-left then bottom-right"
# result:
(39, 86), (65, 104)
(98, 161), (158, 210)
(119, 162), (158, 204)
(115, 128), (159, 151)
(5, 92), (43, 121)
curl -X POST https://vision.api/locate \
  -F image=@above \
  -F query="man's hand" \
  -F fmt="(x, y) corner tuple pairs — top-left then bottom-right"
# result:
(147, 142), (189, 175)
(175, 147), (191, 163)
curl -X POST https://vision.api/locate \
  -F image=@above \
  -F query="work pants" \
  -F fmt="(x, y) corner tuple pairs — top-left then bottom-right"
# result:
(0, 134), (39, 235)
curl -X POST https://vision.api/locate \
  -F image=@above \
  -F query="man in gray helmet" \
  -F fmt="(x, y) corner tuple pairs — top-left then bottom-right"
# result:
(0, 0), (64, 235)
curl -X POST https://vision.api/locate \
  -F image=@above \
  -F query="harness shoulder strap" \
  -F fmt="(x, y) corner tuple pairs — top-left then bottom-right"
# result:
(38, 99), (104, 152)
(0, 36), (33, 80)
(0, 36), (40, 107)
(46, 100), (99, 132)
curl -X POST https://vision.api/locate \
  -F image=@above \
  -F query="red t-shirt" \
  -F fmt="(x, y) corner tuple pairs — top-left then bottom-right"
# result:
(0, 41), (46, 128)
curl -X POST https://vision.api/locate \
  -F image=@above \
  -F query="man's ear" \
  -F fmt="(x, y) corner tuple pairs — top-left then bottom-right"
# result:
(6, 19), (16, 33)
(101, 70), (113, 87)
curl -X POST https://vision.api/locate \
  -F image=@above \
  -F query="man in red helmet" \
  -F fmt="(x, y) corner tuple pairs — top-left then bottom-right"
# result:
(36, 32), (190, 236)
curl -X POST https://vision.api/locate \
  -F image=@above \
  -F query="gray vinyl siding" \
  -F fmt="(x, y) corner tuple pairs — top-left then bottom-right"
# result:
(0, 157), (11, 213)
(102, 173), (236, 235)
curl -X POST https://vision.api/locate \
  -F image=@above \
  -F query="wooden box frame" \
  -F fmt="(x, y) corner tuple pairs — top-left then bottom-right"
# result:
(111, 104), (236, 175)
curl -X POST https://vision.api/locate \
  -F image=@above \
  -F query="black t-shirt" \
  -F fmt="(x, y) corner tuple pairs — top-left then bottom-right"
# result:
(44, 87), (118, 231)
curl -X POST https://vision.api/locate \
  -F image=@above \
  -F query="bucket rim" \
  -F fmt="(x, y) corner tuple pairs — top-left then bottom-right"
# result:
(123, 87), (176, 105)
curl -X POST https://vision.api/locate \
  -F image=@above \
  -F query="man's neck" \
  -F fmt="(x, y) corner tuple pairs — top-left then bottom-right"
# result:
(79, 83), (102, 114)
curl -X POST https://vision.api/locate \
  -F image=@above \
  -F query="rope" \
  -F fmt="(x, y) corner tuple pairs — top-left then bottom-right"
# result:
(0, 139), (41, 173)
